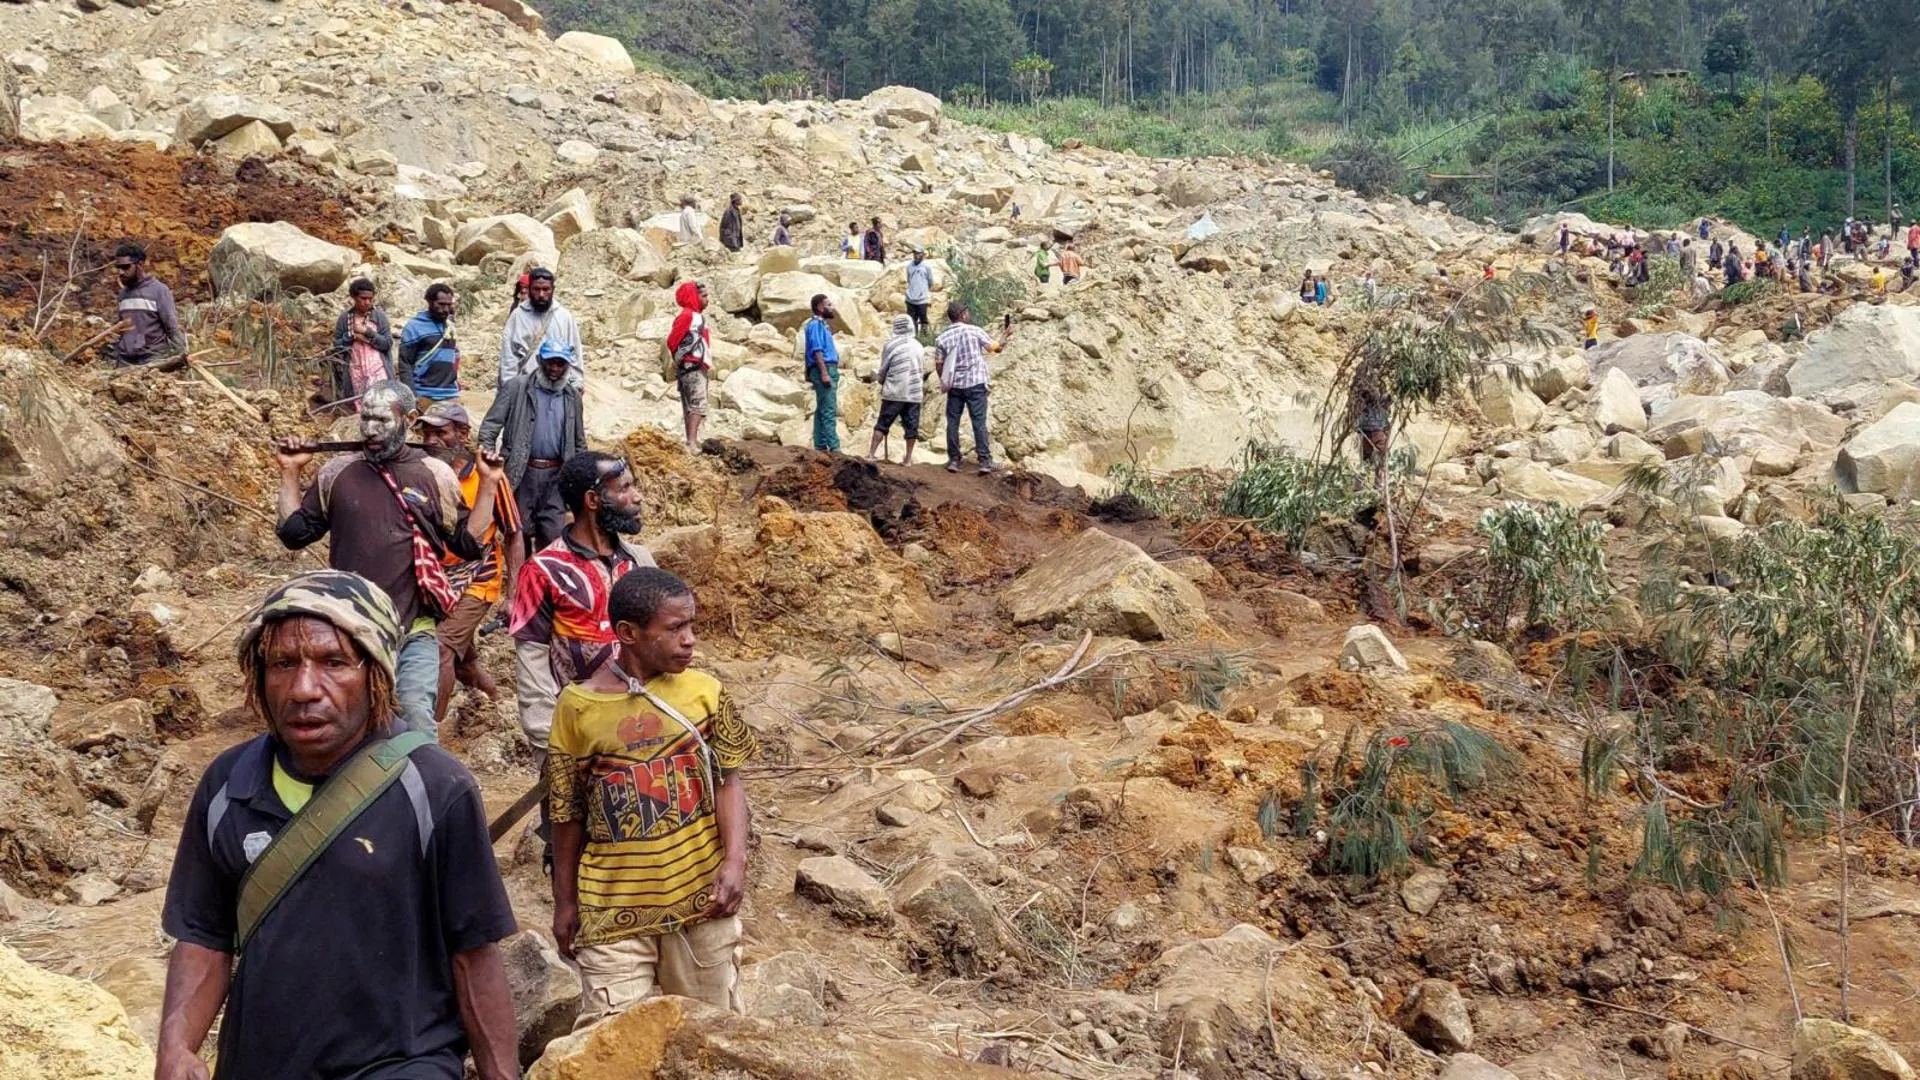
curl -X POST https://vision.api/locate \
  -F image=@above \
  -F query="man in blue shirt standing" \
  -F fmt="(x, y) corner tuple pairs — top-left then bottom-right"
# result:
(398, 283), (463, 405)
(803, 294), (841, 453)
(904, 248), (934, 336)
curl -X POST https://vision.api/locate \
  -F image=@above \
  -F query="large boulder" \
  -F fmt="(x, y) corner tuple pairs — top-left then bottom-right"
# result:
(553, 31), (634, 73)
(499, 931), (580, 1068)
(209, 222), (358, 296)
(715, 368), (811, 429)
(174, 94), (294, 145)
(20, 95), (114, 142)
(528, 996), (1057, 1079)
(1498, 462), (1614, 507)
(1837, 402), (1920, 501)
(804, 124), (866, 168)
(705, 267), (759, 314)
(952, 175), (1017, 212)
(756, 271), (859, 334)
(1791, 1019), (1914, 1080)
(1644, 391), (1847, 458)
(453, 214), (556, 265)
(538, 187), (597, 246)
(866, 85), (942, 129)
(794, 855), (892, 923)
(0, 351), (126, 489)
(1790, 305), (1920, 400)
(1000, 527), (1206, 641)
(1589, 333), (1729, 397)
(1340, 625), (1409, 674)
(892, 861), (1009, 977)
(1475, 371), (1545, 430)
(1528, 351), (1591, 403)
(1398, 979), (1474, 1053)
(212, 119), (283, 157)
(1, 941), (155, 1079)
(1590, 367), (1648, 433)
(462, 0), (542, 31)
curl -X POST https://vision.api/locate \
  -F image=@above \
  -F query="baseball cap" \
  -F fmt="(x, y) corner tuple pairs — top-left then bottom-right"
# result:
(416, 401), (472, 428)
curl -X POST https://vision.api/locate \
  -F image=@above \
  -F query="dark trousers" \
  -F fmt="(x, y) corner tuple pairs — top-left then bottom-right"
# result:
(906, 301), (930, 335)
(517, 464), (566, 553)
(946, 384), (991, 467)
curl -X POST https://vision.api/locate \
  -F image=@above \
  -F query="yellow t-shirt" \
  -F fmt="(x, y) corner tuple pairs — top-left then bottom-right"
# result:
(546, 671), (758, 947)
(272, 759), (314, 814)
(1583, 314), (1599, 339)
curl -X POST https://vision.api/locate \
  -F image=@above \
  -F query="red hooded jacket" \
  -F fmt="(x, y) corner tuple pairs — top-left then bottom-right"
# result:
(666, 280), (710, 371)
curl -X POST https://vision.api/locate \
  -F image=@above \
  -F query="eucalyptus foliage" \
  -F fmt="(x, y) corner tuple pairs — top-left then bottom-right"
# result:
(1473, 502), (1611, 634)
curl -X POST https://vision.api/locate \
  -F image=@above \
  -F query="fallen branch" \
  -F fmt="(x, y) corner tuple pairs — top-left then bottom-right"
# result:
(180, 606), (251, 657)
(124, 456), (274, 523)
(1574, 996), (1785, 1059)
(190, 358), (264, 422)
(57, 322), (129, 365)
(878, 631), (1111, 761)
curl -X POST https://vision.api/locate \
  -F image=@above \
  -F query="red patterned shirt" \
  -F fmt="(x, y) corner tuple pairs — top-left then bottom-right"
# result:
(509, 534), (655, 686)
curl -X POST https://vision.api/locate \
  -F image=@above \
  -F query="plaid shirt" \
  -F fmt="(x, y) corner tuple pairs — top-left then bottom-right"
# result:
(936, 323), (994, 390)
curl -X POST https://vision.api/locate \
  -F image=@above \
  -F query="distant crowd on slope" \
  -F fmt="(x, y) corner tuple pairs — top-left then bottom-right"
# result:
(1552, 212), (1918, 300)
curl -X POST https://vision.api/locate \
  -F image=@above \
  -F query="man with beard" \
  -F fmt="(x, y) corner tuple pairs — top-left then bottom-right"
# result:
(111, 241), (187, 366)
(507, 451), (655, 773)
(156, 571), (518, 1080)
(275, 380), (504, 736)
(497, 267), (584, 389)
(479, 340), (585, 554)
(417, 402), (522, 728)
(398, 284), (464, 406)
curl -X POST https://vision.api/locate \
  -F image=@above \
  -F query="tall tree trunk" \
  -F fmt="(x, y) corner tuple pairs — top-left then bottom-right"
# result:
(1606, 53), (1618, 191)
(1886, 71), (1896, 231)
(1763, 67), (1773, 159)
(1845, 103), (1859, 218)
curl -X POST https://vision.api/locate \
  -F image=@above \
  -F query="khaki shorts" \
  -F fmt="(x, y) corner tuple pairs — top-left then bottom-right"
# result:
(435, 591), (493, 664)
(572, 915), (743, 1028)
(677, 367), (709, 415)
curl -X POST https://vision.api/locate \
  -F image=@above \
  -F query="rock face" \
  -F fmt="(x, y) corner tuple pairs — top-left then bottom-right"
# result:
(0, 942), (156, 1079)
(0, 352), (125, 488)
(1790, 305), (1920, 399)
(1646, 391), (1847, 459)
(1790, 1019), (1915, 1080)
(1589, 333), (1728, 397)
(453, 214), (556, 265)
(1838, 401), (1920, 501)
(209, 221), (358, 296)
(1000, 527), (1206, 641)
(499, 931), (581, 1068)
(1398, 979), (1474, 1053)
(20, 94), (115, 141)
(174, 93), (294, 145)
(794, 855), (891, 923)
(528, 996), (1055, 1079)
(553, 31), (634, 73)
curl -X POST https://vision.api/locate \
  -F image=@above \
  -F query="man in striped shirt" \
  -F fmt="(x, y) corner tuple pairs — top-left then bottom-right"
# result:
(932, 302), (1009, 474)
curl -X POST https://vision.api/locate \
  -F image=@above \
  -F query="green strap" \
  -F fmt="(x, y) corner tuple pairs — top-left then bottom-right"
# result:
(234, 731), (433, 953)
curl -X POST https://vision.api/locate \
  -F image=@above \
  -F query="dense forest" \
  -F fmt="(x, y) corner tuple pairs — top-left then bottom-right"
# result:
(536, 0), (1920, 232)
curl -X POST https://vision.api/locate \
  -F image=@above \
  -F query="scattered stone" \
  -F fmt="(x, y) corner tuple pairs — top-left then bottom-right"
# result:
(1397, 979), (1474, 1053)
(1790, 1019), (1915, 1080)
(1399, 866), (1447, 915)
(795, 856), (892, 924)
(1000, 527), (1207, 642)
(875, 804), (919, 828)
(174, 93), (294, 145)
(954, 767), (998, 799)
(1441, 1053), (1520, 1080)
(1106, 901), (1144, 933)
(1224, 846), (1274, 885)
(0, 678), (57, 744)
(50, 699), (152, 751)
(1275, 706), (1324, 732)
(741, 951), (830, 1026)
(498, 930), (581, 1067)
(0, 878), (47, 923)
(64, 870), (122, 907)
(1340, 625), (1408, 674)
(555, 139), (600, 167)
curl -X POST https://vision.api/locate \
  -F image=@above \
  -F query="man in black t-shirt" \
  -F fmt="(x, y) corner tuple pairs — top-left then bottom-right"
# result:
(157, 571), (518, 1080)
(275, 380), (503, 737)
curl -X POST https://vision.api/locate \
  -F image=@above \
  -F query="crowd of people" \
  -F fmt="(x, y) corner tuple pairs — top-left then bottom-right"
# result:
(103, 189), (1067, 1078)
(1555, 213), (1917, 300)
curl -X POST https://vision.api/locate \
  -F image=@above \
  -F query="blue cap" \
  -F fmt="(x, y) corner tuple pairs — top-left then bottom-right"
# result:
(537, 339), (575, 361)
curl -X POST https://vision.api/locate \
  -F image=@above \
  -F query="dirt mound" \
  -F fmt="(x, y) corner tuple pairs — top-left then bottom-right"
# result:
(0, 942), (154, 1079)
(0, 141), (362, 346)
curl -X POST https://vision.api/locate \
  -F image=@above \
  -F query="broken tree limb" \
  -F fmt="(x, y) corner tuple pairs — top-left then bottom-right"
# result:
(190, 358), (264, 422)
(879, 630), (1114, 762)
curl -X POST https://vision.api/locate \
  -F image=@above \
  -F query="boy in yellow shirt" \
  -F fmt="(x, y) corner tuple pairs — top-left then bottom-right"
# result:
(547, 567), (758, 1023)
(1582, 307), (1599, 350)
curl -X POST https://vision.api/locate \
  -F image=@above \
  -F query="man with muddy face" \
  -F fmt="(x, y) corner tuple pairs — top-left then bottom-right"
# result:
(156, 571), (518, 1080)
(274, 380), (502, 736)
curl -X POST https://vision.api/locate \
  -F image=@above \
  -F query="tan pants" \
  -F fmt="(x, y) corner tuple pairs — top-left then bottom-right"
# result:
(572, 915), (744, 1028)
(514, 639), (557, 751)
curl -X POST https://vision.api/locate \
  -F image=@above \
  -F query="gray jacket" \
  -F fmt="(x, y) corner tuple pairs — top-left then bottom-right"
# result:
(477, 374), (586, 489)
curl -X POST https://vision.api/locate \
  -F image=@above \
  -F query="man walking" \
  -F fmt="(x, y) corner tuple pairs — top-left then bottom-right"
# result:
(1059, 241), (1085, 284)
(771, 213), (793, 247)
(803, 294), (841, 453)
(111, 241), (186, 366)
(549, 568), (758, 1021)
(498, 267), (583, 389)
(508, 451), (655, 767)
(1558, 223), (1571, 257)
(719, 193), (745, 253)
(863, 216), (887, 264)
(933, 302), (1008, 475)
(331, 278), (393, 409)
(157, 570), (518, 1080)
(418, 402), (521, 728)
(398, 284), (464, 405)
(480, 340), (586, 554)
(1678, 239), (1698, 280)
(904, 247), (934, 336)
(276, 381), (502, 736)
(868, 315), (925, 465)
(677, 196), (702, 246)
(667, 281), (713, 449)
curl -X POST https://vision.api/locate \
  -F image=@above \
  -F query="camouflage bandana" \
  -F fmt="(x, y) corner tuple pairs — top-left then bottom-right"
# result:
(234, 570), (402, 685)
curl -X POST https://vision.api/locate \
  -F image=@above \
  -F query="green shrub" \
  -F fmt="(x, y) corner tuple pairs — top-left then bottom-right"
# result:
(1220, 443), (1378, 549)
(1474, 502), (1610, 635)
(1312, 139), (1407, 196)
